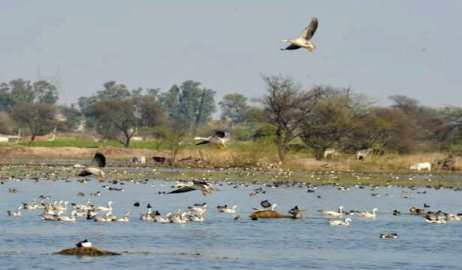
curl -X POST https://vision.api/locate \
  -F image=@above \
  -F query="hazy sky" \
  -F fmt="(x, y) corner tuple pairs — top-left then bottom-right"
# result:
(1, 0), (461, 111)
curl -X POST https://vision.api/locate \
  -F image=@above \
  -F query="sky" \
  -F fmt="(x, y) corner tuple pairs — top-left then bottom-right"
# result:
(0, 0), (461, 113)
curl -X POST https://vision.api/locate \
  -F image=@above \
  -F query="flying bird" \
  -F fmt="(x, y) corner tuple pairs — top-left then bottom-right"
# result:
(281, 17), (319, 52)
(168, 180), (213, 196)
(77, 152), (107, 181)
(194, 131), (229, 150)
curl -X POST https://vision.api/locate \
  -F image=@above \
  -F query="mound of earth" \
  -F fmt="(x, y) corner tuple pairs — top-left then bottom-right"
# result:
(55, 246), (121, 256)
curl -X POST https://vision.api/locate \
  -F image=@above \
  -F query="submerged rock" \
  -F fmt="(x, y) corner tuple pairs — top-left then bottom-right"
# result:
(55, 246), (121, 256)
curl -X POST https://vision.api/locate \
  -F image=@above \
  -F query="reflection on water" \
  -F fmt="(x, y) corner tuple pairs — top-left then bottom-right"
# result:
(1, 175), (462, 269)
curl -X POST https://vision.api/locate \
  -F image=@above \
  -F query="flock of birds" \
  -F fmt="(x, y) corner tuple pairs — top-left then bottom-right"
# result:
(6, 172), (462, 231)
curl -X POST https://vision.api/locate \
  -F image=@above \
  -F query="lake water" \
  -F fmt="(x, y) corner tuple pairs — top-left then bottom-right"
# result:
(1, 174), (462, 269)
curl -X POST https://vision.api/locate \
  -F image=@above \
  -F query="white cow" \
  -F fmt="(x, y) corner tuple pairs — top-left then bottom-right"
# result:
(132, 156), (146, 164)
(356, 148), (373, 160)
(410, 162), (431, 172)
(323, 148), (341, 159)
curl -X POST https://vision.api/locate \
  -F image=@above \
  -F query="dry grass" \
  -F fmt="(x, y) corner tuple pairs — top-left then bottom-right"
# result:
(0, 145), (460, 173)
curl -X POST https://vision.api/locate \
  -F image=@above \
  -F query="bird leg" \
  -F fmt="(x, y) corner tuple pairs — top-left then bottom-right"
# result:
(307, 48), (313, 52)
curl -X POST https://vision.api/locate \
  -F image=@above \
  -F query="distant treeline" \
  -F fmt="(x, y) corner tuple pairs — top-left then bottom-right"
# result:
(0, 75), (461, 161)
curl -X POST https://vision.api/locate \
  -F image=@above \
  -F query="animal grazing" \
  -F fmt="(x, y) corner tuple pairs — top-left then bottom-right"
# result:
(356, 148), (373, 160)
(281, 17), (318, 52)
(323, 148), (341, 159)
(152, 156), (166, 164)
(132, 156), (146, 164)
(410, 162), (431, 172)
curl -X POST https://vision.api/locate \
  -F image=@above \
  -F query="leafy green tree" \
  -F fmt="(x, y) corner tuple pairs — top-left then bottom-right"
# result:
(58, 105), (83, 132)
(11, 103), (57, 145)
(299, 87), (371, 160)
(88, 99), (139, 148)
(219, 93), (249, 125)
(133, 95), (167, 128)
(158, 81), (216, 132)
(32, 80), (59, 105)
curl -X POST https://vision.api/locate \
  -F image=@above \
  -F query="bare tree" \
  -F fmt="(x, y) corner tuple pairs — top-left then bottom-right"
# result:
(258, 75), (323, 162)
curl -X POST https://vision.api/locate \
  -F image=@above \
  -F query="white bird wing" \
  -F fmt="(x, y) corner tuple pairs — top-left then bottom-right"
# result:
(299, 17), (318, 40)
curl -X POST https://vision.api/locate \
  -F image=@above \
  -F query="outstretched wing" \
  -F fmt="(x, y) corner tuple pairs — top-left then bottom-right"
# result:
(168, 186), (196, 194)
(281, 43), (301, 50)
(77, 169), (93, 177)
(91, 152), (106, 168)
(196, 140), (210, 146)
(299, 17), (318, 40)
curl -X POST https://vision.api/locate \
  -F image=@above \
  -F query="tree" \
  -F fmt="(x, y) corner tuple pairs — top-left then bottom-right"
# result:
(58, 105), (83, 132)
(299, 87), (371, 160)
(133, 95), (167, 128)
(11, 103), (57, 145)
(88, 99), (139, 148)
(219, 93), (249, 125)
(258, 75), (323, 162)
(158, 81), (216, 132)
(0, 112), (16, 134)
(96, 81), (131, 100)
(32, 80), (59, 105)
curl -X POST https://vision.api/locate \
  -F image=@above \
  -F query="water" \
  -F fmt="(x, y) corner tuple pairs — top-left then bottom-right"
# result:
(1, 176), (462, 269)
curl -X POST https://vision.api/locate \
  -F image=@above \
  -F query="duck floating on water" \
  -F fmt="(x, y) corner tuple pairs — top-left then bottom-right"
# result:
(380, 233), (398, 239)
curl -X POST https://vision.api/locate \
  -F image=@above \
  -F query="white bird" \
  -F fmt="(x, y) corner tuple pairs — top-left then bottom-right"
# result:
(116, 212), (131, 222)
(77, 152), (107, 181)
(281, 17), (319, 52)
(356, 208), (378, 218)
(328, 218), (352, 226)
(194, 131), (229, 150)
(76, 239), (92, 248)
(168, 181), (213, 196)
(7, 205), (23, 217)
(219, 205), (237, 213)
(319, 206), (344, 216)
(94, 201), (113, 212)
(55, 210), (77, 222)
(424, 216), (446, 224)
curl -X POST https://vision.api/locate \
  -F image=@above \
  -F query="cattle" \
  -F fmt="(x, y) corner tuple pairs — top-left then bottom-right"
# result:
(356, 148), (373, 160)
(132, 156), (146, 164)
(410, 162), (431, 172)
(323, 148), (341, 159)
(153, 156), (167, 164)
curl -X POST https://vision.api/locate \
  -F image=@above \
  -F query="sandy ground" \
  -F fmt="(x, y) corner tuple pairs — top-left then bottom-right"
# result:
(0, 146), (164, 160)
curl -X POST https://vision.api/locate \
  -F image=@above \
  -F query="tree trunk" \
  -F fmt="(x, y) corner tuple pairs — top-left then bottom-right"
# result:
(275, 128), (286, 162)
(28, 134), (36, 146)
(315, 148), (324, 161)
(124, 137), (131, 148)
